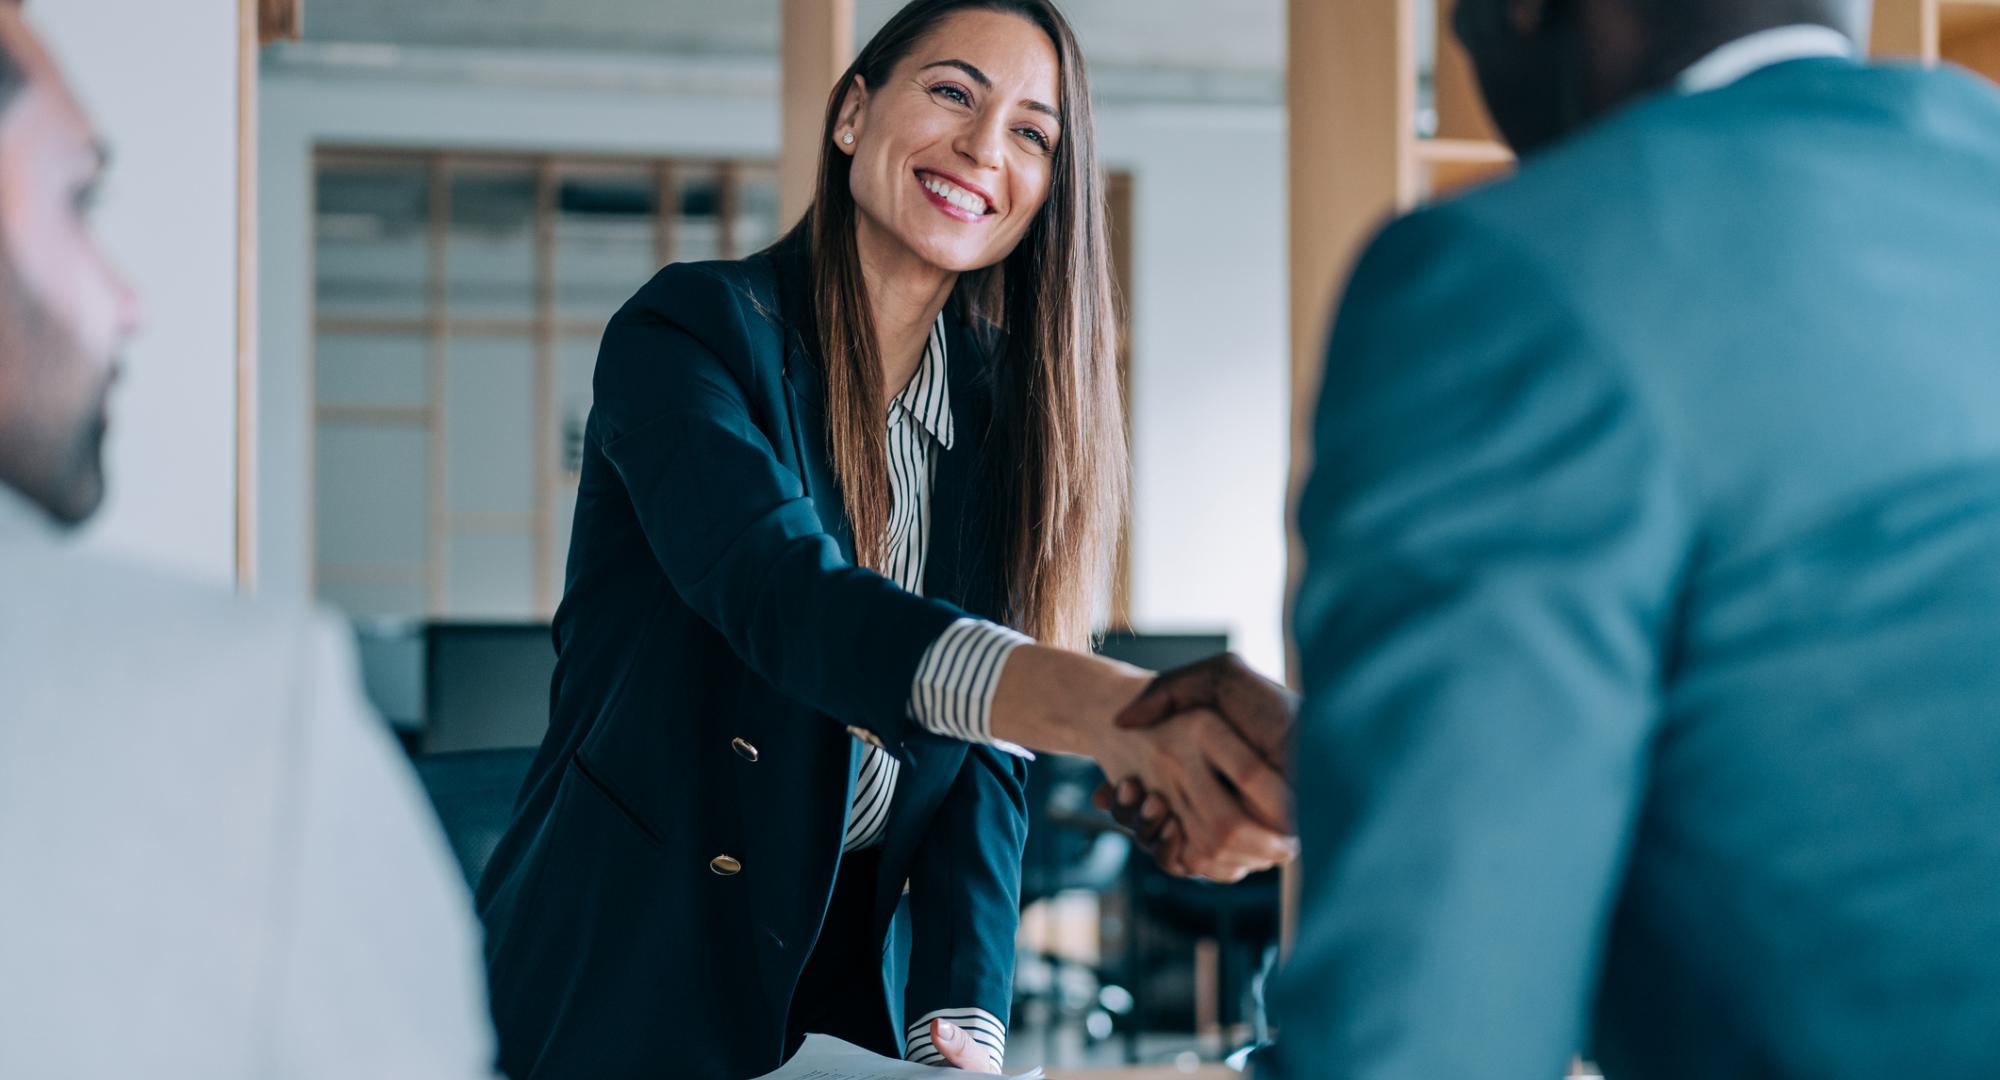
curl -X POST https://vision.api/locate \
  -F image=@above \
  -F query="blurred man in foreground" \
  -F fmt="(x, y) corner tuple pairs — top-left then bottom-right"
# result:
(1260, 0), (2000, 1076)
(0, 6), (498, 1076)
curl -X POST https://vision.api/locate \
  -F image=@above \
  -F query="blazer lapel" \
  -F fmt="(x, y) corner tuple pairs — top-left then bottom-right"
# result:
(922, 308), (1005, 622)
(774, 242), (858, 566)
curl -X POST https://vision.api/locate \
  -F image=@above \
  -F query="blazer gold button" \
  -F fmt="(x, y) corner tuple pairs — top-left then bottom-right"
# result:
(710, 855), (743, 876)
(731, 738), (760, 763)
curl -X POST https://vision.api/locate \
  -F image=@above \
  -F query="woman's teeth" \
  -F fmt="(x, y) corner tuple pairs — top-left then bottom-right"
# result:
(921, 174), (988, 215)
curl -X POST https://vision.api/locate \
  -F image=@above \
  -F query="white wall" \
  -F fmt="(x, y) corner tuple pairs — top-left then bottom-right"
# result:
(1100, 106), (1289, 675)
(260, 65), (1290, 674)
(37, 2), (241, 584)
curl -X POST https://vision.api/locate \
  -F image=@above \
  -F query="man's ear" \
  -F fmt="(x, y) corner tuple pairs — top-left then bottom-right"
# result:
(833, 73), (868, 155)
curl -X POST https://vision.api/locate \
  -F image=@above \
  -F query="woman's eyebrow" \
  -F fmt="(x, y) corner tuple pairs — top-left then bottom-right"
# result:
(921, 59), (1061, 123)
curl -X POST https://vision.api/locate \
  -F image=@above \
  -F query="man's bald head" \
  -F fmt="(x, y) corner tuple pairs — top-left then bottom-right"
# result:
(1455, 0), (1873, 155)
(0, 1), (141, 526)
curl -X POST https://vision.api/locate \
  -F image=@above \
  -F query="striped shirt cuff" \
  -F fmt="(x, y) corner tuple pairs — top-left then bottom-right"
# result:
(908, 618), (1034, 759)
(906, 1007), (1007, 1071)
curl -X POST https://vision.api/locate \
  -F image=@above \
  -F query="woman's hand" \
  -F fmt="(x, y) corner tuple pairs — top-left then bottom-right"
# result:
(928, 1018), (1003, 1073)
(1086, 706), (1297, 883)
(986, 644), (1298, 883)
(1093, 652), (1301, 877)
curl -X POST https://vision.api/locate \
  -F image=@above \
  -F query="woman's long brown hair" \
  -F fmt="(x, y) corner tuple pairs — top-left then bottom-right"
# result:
(787, 0), (1124, 650)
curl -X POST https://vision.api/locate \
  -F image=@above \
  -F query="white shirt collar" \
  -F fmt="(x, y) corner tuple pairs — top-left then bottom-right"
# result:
(1676, 24), (1856, 95)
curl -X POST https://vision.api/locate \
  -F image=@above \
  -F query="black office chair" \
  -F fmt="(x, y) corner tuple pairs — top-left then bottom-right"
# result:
(1015, 753), (1133, 1055)
(1091, 631), (1282, 1063)
(413, 747), (537, 888)
(1131, 865), (1282, 1047)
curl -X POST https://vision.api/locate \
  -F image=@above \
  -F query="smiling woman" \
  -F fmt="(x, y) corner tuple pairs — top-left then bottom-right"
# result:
(808, 0), (1121, 651)
(475, 2), (1296, 1078)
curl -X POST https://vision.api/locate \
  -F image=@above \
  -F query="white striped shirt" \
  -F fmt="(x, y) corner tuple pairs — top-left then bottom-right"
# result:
(840, 313), (1028, 1070)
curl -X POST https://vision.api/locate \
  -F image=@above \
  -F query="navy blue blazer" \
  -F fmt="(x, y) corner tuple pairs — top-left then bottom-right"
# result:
(475, 233), (1029, 1079)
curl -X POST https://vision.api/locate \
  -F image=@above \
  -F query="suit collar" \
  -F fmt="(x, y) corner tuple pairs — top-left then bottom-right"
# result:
(1676, 24), (1856, 95)
(920, 309), (1005, 620)
(771, 235), (855, 564)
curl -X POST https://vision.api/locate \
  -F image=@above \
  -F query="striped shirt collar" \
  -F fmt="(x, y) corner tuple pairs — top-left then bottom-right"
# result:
(889, 313), (954, 451)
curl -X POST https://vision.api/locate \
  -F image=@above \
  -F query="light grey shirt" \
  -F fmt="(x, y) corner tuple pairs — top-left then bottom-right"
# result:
(0, 486), (497, 1079)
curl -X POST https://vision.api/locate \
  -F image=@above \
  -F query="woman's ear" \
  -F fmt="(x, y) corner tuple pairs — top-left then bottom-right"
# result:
(834, 73), (869, 156)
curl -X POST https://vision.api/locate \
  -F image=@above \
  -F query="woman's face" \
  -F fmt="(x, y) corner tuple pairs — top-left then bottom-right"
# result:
(840, 9), (1063, 274)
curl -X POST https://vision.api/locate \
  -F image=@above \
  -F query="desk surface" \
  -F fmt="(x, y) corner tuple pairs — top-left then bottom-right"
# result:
(1049, 1068), (1235, 1079)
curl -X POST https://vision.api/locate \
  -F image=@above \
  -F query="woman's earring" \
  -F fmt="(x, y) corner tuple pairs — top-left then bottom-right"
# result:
(842, 132), (855, 146)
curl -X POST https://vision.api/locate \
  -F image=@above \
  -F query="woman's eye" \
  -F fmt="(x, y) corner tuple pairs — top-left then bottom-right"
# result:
(1017, 128), (1051, 151)
(931, 83), (971, 106)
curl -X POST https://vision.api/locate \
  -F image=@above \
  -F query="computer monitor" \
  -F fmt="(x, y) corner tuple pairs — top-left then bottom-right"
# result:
(1093, 630), (1230, 674)
(422, 622), (556, 754)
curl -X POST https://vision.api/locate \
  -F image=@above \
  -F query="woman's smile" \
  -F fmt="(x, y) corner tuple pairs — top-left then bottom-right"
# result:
(915, 168), (997, 223)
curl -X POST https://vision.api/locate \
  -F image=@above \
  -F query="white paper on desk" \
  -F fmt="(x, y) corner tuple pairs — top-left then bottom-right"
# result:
(749, 1034), (1045, 1080)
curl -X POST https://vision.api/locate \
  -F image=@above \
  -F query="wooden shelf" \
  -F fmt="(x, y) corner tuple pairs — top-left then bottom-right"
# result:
(1416, 138), (1514, 165)
(1879, 0), (2000, 80)
(1417, 137), (1516, 198)
(1943, 0), (2000, 79)
(1944, 0), (2000, 36)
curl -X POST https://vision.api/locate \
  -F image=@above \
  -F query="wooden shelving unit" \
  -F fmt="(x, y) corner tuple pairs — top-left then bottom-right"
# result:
(1877, 0), (2000, 77)
(1280, 0), (2000, 995)
(1288, 0), (2000, 614)
(1414, 0), (2000, 207)
(1283, 0), (1506, 692)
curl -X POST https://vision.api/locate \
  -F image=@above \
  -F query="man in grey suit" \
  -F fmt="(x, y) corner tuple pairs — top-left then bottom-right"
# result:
(1255, 0), (2000, 1076)
(0, 7), (498, 1077)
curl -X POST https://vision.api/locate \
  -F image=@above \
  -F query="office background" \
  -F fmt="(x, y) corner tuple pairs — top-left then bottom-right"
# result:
(255, 0), (1293, 678)
(38, 0), (2000, 1070)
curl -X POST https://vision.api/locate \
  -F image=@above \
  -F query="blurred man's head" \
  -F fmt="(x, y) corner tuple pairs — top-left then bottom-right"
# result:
(0, 4), (139, 526)
(1454, 0), (1871, 155)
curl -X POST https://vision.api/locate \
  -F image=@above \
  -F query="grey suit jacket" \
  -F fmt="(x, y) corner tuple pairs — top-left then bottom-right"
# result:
(0, 487), (496, 1079)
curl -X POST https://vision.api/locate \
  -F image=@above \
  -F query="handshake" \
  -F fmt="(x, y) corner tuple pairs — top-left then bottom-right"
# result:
(992, 648), (1300, 883)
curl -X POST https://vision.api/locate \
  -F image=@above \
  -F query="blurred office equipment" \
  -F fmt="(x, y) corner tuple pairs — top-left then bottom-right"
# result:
(354, 616), (427, 731)
(414, 748), (538, 887)
(1016, 752), (1133, 1061)
(352, 620), (555, 753)
(1130, 868), (1280, 1054)
(423, 622), (556, 752)
(1094, 633), (1275, 1062)
(1009, 632), (1278, 1067)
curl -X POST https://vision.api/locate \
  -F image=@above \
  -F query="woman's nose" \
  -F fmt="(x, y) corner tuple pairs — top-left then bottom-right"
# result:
(953, 115), (1007, 170)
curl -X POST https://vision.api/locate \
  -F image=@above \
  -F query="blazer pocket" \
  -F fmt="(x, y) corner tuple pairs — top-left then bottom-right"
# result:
(568, 753), (666, 848)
